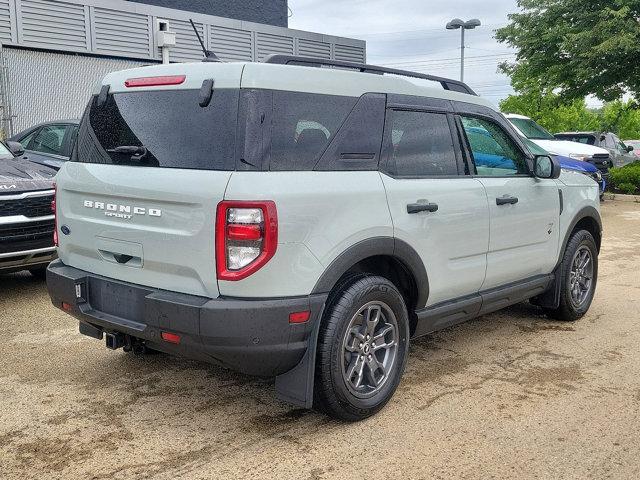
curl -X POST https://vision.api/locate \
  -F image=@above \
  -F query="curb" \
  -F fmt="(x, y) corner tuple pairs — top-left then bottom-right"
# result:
(603, 193), (640, 203)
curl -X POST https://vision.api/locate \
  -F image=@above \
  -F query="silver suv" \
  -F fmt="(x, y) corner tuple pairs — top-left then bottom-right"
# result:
(47, 56), (602, 421)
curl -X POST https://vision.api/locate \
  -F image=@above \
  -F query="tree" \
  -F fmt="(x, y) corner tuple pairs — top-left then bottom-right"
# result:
(496, 0), (640, 102)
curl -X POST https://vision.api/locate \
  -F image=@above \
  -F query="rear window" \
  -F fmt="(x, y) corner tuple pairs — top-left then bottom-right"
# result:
(555, 134), (596, 145)
(73, 89), (238, 170)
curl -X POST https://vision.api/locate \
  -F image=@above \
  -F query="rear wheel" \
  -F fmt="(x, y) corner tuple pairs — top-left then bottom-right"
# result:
(547, 230), (598, 321)
(314, 275), (410, 421)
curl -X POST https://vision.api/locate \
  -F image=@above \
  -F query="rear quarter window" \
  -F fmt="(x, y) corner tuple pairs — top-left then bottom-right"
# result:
(269, 91), (356, 171)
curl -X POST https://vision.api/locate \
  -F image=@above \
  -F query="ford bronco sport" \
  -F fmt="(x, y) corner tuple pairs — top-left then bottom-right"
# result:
(47, 55), (602, 421)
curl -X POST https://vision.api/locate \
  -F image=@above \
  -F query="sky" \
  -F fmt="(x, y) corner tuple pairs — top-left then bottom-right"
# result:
(288, 0), (521, 107)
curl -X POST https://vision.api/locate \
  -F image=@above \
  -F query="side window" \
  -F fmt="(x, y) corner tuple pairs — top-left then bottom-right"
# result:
(270, 91), (356, 171)
(460, 116), (529, 176)
(30, 125), (67, 155)
(388, 110), (458, 177)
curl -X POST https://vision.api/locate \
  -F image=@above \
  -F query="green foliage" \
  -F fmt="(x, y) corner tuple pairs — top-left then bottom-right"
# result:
(496, 0), (640, 102)
(499, 91), (640, 139)
(609, 162), (640, 194)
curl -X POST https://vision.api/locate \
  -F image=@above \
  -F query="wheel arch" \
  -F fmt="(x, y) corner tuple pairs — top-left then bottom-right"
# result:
(311, 237), (429, 312)
(559, 206), (602, 267)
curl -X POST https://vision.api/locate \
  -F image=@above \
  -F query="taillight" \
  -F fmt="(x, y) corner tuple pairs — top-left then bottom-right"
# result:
(124, 75), (186, 88)
(52, 182), (58, 247)
(215, 201), (277, 281)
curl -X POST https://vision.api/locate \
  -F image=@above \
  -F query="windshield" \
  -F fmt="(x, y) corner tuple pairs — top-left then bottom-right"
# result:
(73, 89), (238, 170)
(521, 137), (550, 156)
(554, 134), (596, 145)
(509, 118), (555, 140)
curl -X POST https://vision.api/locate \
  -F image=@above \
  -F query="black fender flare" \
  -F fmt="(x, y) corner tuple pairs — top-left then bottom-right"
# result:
(311, 236), (430, 308)
(557, 206), (602, 268)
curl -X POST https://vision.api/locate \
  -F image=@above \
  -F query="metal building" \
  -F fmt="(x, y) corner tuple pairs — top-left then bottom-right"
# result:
(0, 0), (366, 137)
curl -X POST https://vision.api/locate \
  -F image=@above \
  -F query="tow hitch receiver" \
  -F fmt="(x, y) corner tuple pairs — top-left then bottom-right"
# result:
(105, 332), (126, 350)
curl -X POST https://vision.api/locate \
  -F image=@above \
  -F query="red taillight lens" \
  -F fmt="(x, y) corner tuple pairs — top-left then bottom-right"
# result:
(215, 201), (278, 281)
(161, 331), (181, 344)
(52, 182), (58, 247)
(124, 75), (186, 88)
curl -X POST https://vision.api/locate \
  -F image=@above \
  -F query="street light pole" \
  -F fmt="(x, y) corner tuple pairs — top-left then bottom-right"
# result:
(460, 27), (465, 82)
(446, 18), (481, 83)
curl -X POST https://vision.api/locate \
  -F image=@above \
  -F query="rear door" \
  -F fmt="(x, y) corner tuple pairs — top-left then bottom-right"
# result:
(380, 98), (489, 307)
(56, 86), (240, 299)
(457, 113), (560, 289)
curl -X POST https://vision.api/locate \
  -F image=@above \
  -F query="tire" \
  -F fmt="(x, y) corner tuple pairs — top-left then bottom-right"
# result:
(314, 275), (410, 421)
(547, 230), (598, 321)
(29, 266), (47, 280)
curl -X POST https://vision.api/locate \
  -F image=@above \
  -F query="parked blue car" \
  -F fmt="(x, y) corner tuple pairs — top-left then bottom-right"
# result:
(521, 137), (605, 197)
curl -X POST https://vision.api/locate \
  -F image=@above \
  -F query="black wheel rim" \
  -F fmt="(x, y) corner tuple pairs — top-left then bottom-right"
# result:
(341, 301), (398, 399)
(569, 246), (594, 307)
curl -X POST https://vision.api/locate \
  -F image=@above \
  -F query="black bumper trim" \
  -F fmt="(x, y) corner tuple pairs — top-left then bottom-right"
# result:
(47, 260), (327, 377)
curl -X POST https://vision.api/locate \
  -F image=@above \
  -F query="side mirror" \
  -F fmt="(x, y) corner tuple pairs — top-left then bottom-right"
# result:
(534, 155), (561, 179)
(6, 141), (25, 157)
(626, 145), (634, 153)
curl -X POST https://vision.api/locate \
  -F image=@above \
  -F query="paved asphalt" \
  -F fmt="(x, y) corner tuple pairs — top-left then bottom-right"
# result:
(1, 200), (639, 479)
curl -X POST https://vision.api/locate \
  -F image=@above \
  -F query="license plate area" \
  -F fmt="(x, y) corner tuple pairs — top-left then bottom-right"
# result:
(88, 277), (152, 322)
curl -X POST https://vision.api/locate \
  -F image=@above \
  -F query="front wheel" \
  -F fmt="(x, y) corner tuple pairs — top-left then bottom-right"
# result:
(547, 230), (598, 321)
(314, 275), (410, 421)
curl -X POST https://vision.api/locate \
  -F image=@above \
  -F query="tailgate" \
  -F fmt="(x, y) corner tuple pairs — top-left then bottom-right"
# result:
(56, 163), (230, 298)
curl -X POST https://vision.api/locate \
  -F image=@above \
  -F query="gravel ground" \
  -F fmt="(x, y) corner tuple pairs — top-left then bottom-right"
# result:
(1, 200), (639, 480)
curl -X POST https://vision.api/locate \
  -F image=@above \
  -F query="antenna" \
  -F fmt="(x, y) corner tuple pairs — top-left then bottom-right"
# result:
(189, 19), (221, 62)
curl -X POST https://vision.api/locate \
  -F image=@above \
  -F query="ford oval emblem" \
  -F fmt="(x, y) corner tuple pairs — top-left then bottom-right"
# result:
(61, 225), (71, 235)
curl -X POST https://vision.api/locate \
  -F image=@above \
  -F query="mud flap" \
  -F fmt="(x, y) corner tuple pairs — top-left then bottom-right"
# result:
(274, 304), (325, 409)
(530, 267), (561, 309)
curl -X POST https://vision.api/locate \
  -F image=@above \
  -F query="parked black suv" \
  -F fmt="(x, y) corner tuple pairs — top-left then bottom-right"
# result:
(0, 141), (57, 277)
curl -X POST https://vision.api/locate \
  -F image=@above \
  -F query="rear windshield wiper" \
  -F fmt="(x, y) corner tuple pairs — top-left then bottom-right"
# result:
(106, 145), (150, 163)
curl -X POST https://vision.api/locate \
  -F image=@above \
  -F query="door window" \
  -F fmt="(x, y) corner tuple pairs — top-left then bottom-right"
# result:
(388, 110), (458, 176)
(30, 125), (68, 156)
(460, 116), (529, 176)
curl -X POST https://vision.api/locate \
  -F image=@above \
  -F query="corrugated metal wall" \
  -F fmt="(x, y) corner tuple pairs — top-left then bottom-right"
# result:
(2, 47), (147, 133)
(0, 0), (365, 63)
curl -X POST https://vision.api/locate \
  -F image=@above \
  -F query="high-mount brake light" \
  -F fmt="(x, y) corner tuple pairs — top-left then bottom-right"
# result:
(124, 75), (186, 88)
(216, 201), (278, 281)
(52, 182), (58, 247)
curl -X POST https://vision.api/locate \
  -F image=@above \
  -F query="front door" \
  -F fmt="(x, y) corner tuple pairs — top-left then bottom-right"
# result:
(380, 108), (489, 307)
(458, 115), (560, 290)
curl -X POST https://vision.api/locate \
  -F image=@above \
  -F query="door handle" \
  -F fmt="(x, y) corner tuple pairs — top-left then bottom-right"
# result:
(407, 202), (439, 214)
(496, 195), (519, 206)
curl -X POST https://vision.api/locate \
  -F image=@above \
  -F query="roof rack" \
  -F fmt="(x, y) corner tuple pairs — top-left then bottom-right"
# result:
(263, 54), (477, 96)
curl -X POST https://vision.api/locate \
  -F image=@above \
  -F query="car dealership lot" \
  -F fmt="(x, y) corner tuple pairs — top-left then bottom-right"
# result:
(1, 200), (639, 480)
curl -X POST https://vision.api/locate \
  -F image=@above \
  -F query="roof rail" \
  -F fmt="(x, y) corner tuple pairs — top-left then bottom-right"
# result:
(263, 54), (477, 96)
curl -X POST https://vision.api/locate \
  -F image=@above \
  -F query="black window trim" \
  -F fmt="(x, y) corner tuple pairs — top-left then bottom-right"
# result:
(454, 112), (535, 179)
(379, 106), (469, 180)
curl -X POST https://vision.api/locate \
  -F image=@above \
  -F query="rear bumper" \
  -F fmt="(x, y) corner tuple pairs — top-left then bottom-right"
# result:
(47, 260), (326, 376)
